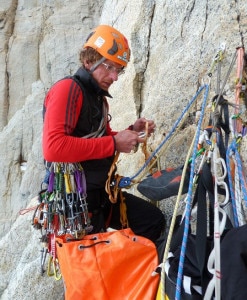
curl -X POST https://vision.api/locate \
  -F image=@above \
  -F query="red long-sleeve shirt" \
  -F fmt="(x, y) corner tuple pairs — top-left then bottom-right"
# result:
(42, 78), (116, 163)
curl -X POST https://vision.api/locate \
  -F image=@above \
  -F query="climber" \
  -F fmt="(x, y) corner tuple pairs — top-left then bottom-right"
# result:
(42, 24), (165, 242)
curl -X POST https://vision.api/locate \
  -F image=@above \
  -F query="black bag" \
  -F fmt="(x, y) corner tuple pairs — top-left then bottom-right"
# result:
(221, 224), (247, 300)
(137, 165), (190, 201)
(165, 227), (214, 299)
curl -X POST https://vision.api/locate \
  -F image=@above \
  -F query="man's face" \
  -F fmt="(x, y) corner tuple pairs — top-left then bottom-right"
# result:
(90, 60), (125, 91)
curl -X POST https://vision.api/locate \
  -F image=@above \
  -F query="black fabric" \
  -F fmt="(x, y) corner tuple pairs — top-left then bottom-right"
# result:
(221, 224), (247, 300)
(165, 273), (202, 300)
(155, 215), (182, 263)
(71, 67), (110, 138)
(69, 68), (115, 191)
(165, 234), (213, 300)
(125, 192), (166, 241)
(162, 222), (211, 300)
(159, 159), (235, 299)
(137, 165), (190, 201)
(158, 163), (216, 299)
(68, 68), (116, 191)
(167, 232), (213, 296)
(81, 158), (115, 191)
(86, 189), (110, 233)
(87, 189), (166, 243)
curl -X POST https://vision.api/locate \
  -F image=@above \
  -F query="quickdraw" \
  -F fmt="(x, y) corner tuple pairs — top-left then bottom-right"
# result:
(32, 162), (92, 279)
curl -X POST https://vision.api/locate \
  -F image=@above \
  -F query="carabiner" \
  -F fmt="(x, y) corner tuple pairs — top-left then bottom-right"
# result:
(47, 256), (62, 281)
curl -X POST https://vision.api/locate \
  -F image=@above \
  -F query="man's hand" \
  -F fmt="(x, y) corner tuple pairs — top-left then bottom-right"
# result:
(114, 130), (145, 153)
(132, 117), (156, 135)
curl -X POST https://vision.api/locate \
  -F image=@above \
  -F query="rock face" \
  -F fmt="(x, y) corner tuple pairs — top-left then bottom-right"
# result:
(0, 0), (247, 299)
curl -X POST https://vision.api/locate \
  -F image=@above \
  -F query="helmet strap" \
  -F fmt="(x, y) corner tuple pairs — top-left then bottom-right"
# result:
(89, 57), (106, 73)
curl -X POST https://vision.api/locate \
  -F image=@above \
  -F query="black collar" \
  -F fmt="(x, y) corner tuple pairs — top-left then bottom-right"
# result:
(74, 67), (112, 98)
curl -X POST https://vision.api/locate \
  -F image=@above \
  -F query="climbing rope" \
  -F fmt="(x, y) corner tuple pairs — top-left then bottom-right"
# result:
(226, 139), (247, 226)
(203, 46), (247, 300)
(174, 84), (210, 300)
(159, 130), (198, 300)
(105, 151), (129, 228)
(117, 84), (208, 189)
(225, 46), (247, 227)
(156, 46), (231, 300)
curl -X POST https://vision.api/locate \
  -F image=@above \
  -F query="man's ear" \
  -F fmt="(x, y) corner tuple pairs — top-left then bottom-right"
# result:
(84, 60), (91, 70)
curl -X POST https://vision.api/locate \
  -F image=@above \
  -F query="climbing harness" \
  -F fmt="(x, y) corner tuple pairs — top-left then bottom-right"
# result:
(32, 162), (92, 278)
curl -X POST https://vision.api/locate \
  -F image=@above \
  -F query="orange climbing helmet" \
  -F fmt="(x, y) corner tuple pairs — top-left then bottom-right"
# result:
(83, 25), (130, 67)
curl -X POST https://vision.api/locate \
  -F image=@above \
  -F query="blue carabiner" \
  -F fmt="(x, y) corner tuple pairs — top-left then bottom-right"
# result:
(118, 177), (132, 188)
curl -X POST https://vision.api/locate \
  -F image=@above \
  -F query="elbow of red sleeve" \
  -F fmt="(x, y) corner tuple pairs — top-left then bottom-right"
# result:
(112, 136), (116, 154)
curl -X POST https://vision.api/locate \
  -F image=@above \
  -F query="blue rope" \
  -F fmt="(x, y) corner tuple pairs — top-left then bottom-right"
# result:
(226, 139), (247, 226)
(118, 84), (208, 188)
(175, 84), (210, 300)
(235, 146), (247, 205)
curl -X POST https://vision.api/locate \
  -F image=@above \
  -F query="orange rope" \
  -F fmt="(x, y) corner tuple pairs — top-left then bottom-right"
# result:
(105, 151), (129, 227)
(141, 122), (150, 160)
(234, 47), (245, 133)
(105, 151), (121, 203)
(105, 121), (154, 227)
(141, 121), (157, 174)
(19, 206), (37, 215)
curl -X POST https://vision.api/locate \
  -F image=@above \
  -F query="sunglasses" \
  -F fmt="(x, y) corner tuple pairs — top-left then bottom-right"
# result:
(101, 62), (125, 76)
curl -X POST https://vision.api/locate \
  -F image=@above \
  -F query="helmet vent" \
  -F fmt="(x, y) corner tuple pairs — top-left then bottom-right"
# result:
(107, 39), (118, 55)
(85, 31), (95, 42)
